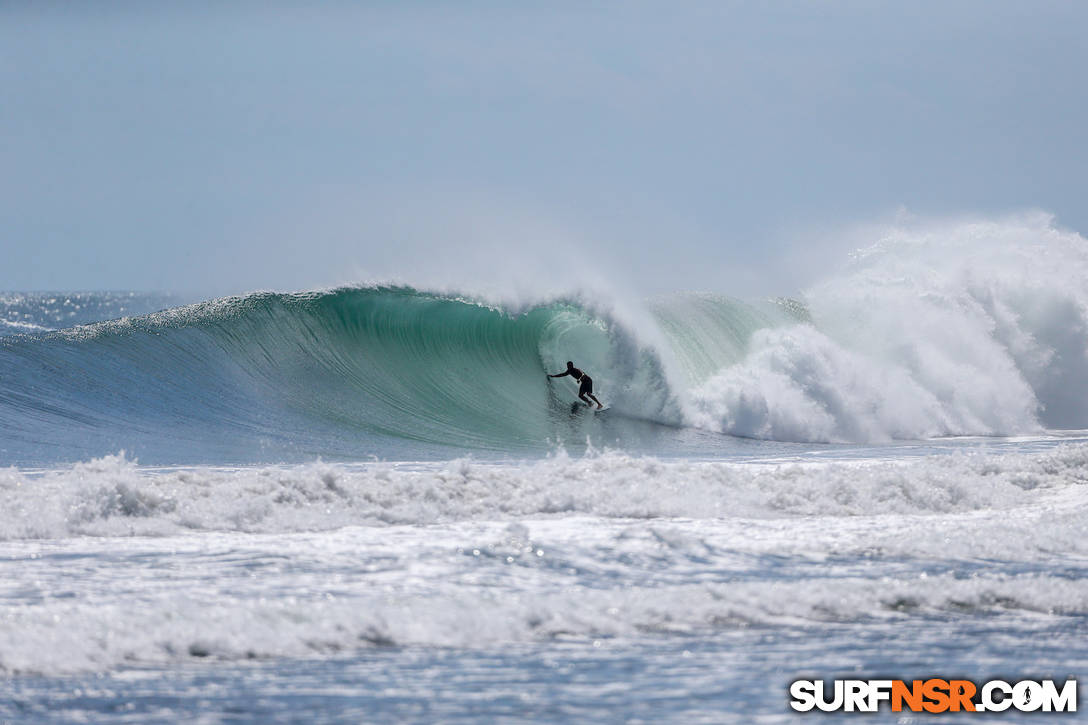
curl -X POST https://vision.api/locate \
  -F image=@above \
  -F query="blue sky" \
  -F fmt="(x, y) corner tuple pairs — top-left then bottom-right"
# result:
(2, 1), (1085, 295)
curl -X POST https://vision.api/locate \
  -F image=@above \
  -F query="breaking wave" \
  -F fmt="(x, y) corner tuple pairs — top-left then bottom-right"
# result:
(1, 213), (1086, 463)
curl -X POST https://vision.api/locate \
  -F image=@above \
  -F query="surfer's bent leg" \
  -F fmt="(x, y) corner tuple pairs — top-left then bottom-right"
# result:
(579, 376), (602, 409)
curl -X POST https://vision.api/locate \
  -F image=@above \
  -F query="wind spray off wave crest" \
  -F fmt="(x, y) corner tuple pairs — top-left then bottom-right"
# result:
(2, 214), (1085, 462)
(686, 214), (1088, 441)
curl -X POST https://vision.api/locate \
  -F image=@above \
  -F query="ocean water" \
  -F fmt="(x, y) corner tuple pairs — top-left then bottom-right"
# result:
(3, 217), (1088, 722)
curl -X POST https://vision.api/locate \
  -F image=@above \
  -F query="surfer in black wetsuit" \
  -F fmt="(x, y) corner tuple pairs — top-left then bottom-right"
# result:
(548, 361), (603, 409)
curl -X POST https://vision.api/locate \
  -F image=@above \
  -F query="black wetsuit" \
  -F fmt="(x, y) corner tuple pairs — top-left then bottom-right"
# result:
(552, 366), (593, 394)
(577, 373), (593, 396)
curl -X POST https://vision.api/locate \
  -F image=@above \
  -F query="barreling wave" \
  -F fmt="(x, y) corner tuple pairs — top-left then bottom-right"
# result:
(2, 213), (1086, 464)
(0, 286), (796, 464)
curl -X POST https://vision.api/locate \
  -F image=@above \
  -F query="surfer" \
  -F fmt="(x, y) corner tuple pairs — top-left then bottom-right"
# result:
(548, 361), (603, 409)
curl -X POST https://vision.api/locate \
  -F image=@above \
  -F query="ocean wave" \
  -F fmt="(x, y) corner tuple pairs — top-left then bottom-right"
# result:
(3, 445), (1087, 675)
(686, 213), (1088, 441)
(3, 444), (1088, 540)
(4, 565), (1084, 675)
(0, 286), (794, 462)
(1, 214), (1086, 460)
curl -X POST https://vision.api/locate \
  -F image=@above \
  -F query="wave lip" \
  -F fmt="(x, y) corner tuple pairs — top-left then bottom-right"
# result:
(0, 285), (795, 462)
(3, 213), (1088, 462)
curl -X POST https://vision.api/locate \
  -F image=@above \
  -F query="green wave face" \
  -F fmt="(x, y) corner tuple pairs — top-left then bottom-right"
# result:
(212, 287), (670, 450)
(0, 286), (802, 464)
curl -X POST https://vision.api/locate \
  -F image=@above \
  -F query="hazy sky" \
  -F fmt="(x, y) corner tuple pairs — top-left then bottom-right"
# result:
(2, 1), (1085, 296)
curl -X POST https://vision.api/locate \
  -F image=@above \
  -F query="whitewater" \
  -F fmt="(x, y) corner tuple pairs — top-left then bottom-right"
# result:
(2, 216), (1087, 722)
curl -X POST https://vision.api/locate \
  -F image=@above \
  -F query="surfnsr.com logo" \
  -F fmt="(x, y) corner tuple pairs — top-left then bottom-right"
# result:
(789, 678), (1077, 714)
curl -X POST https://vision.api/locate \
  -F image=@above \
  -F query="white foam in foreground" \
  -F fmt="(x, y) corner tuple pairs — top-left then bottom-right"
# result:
(1, 505), (1087, 675)
(3, 445), (1087, 674)
(3, 444), (1088, 539)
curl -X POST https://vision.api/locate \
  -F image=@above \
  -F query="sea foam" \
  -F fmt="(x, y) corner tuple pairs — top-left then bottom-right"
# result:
(3, 443), (1087, 540)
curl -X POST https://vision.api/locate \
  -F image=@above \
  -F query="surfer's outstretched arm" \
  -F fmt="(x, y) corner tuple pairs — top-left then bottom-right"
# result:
(548, 370), (570, 378)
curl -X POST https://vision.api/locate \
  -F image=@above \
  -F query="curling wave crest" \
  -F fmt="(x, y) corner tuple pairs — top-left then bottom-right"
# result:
(1, 214), (1086, 460)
